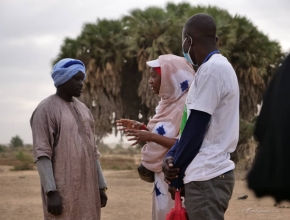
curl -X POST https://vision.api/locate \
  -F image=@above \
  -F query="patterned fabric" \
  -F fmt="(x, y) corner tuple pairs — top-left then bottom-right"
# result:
(152, 172), (186, 220)
(31, 95), (101, 220)
(152, 172), (175, 220)
(141, 54), (195, 173)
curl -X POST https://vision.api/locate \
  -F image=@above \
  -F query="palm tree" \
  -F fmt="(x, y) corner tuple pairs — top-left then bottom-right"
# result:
(227, 16), (282, 120)
(122, 7), (178, 117)
(54, 3), (283, 149)
(54, 19), (126, 142)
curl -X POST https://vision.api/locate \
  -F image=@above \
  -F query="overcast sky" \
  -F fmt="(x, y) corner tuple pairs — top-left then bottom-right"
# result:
(0, 0), (289, 144)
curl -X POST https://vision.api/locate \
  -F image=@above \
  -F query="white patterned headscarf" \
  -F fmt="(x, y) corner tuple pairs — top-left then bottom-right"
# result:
(142, 54), (195, 172)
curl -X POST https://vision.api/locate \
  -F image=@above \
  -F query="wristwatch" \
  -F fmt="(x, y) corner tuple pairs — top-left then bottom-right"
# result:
(100, 187), (107, 192)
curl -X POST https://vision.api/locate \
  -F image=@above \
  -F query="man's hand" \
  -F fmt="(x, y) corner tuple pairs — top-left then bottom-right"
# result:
(125, 129), (152, 146)
(47, 191), (62, 216)
(99, 189), (108, 208)
(162, 157), (179, 184)
(168, 186), (185, 200)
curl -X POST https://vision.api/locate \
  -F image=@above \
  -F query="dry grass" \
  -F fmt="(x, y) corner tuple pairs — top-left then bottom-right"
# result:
(99, 154), (140, 170)
(0, 147), (34, 171)
(0, 146), (141, 171)
(1, 168), (290, 220)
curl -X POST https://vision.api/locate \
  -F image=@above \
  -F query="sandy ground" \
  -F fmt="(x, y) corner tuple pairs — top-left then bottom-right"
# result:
(0, 166), (289, 220)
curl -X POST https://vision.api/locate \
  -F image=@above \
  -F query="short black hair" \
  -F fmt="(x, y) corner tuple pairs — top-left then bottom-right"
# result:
(184, 13), (216, 41)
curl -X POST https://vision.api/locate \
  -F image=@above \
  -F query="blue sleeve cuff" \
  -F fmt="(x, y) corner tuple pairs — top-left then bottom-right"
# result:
(165, 151), (175, 158)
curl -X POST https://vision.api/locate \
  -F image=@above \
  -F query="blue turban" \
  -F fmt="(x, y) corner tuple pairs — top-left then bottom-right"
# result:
(51, 58), (86, 87)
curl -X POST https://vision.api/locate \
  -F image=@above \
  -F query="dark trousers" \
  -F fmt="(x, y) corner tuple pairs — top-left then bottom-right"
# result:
(184, 170), (235, 220)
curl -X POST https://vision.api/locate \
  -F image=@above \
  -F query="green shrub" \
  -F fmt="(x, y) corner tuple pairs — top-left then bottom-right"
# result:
(114, 144), (124, 150)
(0, 145), (6, 152)
(12, 150), (34, 171)
(127, 146), (140, 156)
(10, 135), (24, 148)
(97, 143), (111, 153)
(1, 153), (7, 158)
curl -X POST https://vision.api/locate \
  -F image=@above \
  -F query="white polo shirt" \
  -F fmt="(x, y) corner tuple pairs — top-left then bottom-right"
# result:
(183, 54), (239, 183)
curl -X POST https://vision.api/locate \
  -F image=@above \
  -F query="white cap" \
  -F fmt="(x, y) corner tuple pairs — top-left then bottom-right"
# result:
(146, 59), (160, 68)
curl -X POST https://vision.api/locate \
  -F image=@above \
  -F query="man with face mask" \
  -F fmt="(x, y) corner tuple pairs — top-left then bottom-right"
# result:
(162, 14), (239, 220)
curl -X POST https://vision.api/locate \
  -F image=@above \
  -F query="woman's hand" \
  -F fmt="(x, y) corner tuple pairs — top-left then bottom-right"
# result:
(116, 119), (142, 131)
(125, 129), (153, 146)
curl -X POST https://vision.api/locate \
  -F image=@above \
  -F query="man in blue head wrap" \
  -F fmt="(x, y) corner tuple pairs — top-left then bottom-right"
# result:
(30, 58), (108, 220)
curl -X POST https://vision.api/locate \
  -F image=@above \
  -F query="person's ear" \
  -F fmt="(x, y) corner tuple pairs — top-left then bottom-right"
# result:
(216, 36), (219, 45)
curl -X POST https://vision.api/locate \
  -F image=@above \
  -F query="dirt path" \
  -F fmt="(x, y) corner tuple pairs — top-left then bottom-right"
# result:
(0, 166), (289, 220)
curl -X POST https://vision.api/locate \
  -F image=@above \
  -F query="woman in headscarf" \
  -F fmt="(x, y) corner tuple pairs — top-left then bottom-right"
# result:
(117, 54), (194, 220)
(247, 54), (290, 203)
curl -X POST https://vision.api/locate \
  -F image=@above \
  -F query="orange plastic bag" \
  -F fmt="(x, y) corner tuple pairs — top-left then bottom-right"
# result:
(165, 190), (189, 220)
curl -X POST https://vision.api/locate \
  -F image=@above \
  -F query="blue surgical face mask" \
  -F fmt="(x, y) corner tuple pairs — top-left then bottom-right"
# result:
(182, 36), (198, 66)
